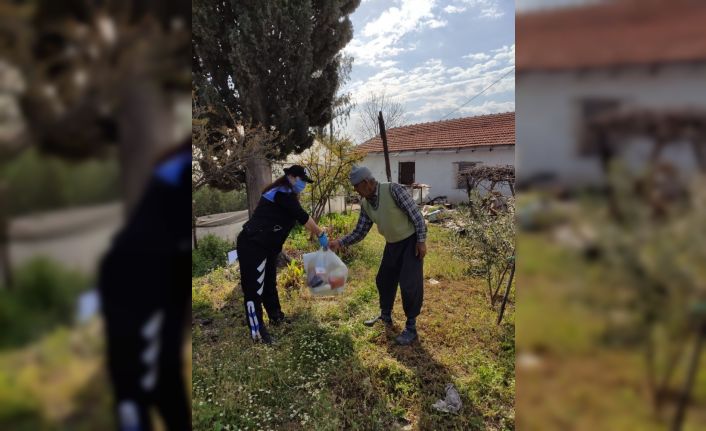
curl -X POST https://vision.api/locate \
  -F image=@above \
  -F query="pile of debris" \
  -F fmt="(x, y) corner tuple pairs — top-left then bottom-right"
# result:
(420, 204), (471, 235)
(421, 204), (453, 223)
(440, 218), (471, 236)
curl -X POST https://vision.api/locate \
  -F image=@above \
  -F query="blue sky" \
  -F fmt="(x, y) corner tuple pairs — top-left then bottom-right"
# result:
(340, 0), (515, 142)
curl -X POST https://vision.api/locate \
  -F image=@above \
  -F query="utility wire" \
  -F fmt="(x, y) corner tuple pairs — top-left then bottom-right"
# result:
(440, 66), (515, 120)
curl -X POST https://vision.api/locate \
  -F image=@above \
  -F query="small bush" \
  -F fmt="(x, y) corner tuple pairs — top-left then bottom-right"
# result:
(192, 234), (233, 277)
(319, 212), (357, 239)
(284, 224), (312, 255)
(0, 257), (89, 348)
(278, 260), (305, 292)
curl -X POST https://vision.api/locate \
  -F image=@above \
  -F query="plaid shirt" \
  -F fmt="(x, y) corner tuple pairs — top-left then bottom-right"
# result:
(340, 182), (426, 246)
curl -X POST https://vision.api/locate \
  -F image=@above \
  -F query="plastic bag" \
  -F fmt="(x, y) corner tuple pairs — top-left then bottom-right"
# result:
(302, 248), (348, 296)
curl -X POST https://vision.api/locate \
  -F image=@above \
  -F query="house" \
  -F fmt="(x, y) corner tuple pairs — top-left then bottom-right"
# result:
(357, 112), (515, 204)
(516, 0), (706, 186)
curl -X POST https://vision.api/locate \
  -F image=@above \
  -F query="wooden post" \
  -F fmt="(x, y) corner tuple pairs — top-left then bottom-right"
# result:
(378, 111), (392, 182)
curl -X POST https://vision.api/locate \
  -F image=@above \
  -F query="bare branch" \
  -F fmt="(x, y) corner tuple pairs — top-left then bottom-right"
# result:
(357, 90), (407, 142)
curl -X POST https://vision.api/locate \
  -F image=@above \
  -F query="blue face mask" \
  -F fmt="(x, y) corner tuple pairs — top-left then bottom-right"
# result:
(293, 178), (307, 194)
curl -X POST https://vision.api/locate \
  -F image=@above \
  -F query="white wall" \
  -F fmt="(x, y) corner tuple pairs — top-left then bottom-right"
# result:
(362, 145), (515, 204)
(517, 63), (706, 186)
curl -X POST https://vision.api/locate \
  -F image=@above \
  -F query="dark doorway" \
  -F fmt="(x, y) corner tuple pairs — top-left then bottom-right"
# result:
(399, 162), (415, 185)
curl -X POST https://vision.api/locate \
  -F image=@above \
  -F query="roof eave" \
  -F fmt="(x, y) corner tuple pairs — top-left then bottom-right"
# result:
(362, 143), (515, 154)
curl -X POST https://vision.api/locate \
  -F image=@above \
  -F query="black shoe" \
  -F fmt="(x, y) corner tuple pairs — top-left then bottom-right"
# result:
(249, 324), (273, 344)
(259, 325), (273, 345)
(364, 315), (393, 327)
(270, 312), (291, 326)
(395, 328), (417, 345)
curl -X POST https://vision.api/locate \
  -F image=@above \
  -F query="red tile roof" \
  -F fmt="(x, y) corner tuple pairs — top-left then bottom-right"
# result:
(357, 112), (515, 153)
(517, 0), (706, 72)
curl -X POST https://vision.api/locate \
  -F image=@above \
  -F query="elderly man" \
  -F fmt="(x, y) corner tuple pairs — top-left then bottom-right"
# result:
(330, 166), (426, 345)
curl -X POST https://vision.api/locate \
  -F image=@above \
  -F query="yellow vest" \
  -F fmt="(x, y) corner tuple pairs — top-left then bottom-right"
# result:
(360, 183), (415, 243)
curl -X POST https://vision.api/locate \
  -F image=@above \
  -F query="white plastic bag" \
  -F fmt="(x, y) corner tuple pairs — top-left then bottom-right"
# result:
(302, 248), (348, 296)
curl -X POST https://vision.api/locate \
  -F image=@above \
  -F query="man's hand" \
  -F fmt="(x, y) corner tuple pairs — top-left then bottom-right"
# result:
(329, 239), (342, 252)
(415, 242), (426, 260)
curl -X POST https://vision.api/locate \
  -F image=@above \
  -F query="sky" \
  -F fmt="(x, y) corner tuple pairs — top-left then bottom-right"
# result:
(340, 0), (516, 143)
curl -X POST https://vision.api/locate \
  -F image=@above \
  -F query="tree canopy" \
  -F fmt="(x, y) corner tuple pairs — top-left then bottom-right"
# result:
(192, 0), (361, 186)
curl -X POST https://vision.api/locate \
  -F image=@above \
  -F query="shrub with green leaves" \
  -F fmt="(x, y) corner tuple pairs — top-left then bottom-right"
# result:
(192, 234), (233, 277)
(278, 259), (305, 292)
(0, 257), (89, 348)
(455, 191), (516, 308)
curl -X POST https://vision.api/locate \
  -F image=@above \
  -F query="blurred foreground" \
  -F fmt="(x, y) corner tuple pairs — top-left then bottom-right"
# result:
(516, 1), (706, 429)
(1, 1), (191, 429)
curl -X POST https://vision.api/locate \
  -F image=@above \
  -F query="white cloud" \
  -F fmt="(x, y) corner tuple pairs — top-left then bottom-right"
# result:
(424, 19), (448, 28)
(491, 44), (515, 64)
(346, 0), (443, 68)
(443, 5), (467, 13)
(343, 44), (515, 141)
(362, 0), (436, 38)
(345, 0), (505, 68)
(457, 0), (505, 19)
(480, 6), (504, 18)
(456, 100), (515, 116)
(463, 52), (491, 62)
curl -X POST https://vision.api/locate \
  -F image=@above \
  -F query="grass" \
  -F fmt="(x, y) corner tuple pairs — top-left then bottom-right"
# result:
(516, 229), (706, 431)
(0, 258), (114, 430)
(192, 211), (515, 430)
(0, 322), (115, 431)
(0, 256), (192, 431)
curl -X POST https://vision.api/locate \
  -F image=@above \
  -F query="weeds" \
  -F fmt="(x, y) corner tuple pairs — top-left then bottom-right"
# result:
(192, 218), (515, 430)
(192, 234), (233, 277)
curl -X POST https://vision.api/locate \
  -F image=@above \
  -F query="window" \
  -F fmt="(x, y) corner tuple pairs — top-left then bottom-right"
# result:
(456, 161), (478, 189)
(398, 162), (415, 185)
(578, 98), (621, 155)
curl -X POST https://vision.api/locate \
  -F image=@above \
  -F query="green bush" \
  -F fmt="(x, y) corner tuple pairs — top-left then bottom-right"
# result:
(0, 257), (89, 349)
(193, 186), (247, 217)
(0, 148), (120, 216)
(318, 212), (357, 239)
(192, 234), (233, 277)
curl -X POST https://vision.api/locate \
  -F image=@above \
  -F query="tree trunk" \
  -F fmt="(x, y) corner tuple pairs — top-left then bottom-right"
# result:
(492, 263), (511, 307)
(245, 157), (271, 217)
(497, 259), (515, 325)
(0, 181), (11, 289)
(118, 81), (173, 217)
(671, 324), (704, 431)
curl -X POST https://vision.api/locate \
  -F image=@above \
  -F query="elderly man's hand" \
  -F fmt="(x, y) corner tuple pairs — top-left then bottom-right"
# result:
(329, 239), (342, 252)
(415, 242), (426, 260)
